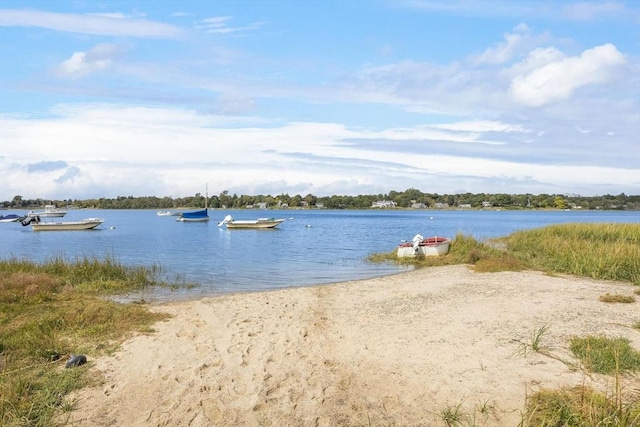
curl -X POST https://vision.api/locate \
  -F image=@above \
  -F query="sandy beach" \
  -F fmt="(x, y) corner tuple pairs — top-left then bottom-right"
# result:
(63, 265), (639, 426)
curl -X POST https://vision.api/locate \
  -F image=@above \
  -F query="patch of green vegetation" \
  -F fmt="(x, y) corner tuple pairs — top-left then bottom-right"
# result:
(570, 336), (640, 375)
(520, 385), (640, 427)
(366, 232), (525, 272)
(368, 223), (640, 285)
(504, 223), (640, 284)
(0, 256), (174, 426)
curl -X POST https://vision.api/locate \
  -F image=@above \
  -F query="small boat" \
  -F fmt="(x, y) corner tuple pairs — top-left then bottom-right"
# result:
(397, 234), (451, 258)
(22, 217), (105, 231)
(0, 214), (25, 223)
(176, 185), (210, 222)
(176, 209), (209, 222)
(157, 211), (180, 216)
(218, 215), (285, 229)
(27, 204), (67, 218)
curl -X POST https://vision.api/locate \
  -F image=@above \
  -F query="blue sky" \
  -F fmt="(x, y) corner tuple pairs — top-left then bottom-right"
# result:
(1, 0), (639, 201)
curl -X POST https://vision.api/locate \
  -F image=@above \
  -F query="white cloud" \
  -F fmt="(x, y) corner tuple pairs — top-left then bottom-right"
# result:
(509, 43), (626, 107)
(55, 43), (122, 79)
(0, 104), (637, 200)
(0, 9), (181, 38)
(472, 24), (531, 65)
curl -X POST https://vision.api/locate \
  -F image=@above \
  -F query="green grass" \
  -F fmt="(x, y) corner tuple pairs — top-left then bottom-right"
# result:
(368, 223), (640, 285)
(569, 336), (640, 375)
(520, 336), (640, 426)
(520, 385), (640, 427)
(503, 223), (640, 284)
(0, 256), (174, 426)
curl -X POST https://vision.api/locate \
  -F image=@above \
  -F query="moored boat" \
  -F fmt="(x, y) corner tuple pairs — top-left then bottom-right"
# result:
(23, 217), (105, 231)
(0, 214), (26, 223)
(27, 205), (67, 218)
(176, 185), (210, 222)
(397, 234), (451, 257)
(218, 215), (285, 229)
(157, 210), (181, 216)
(176, 209), (209, 222)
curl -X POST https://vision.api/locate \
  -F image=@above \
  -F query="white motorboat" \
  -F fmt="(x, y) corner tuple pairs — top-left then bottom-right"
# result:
(26, 217), (105, 231)
(218, 215), (285, 229)
(27, 205), (67, 218)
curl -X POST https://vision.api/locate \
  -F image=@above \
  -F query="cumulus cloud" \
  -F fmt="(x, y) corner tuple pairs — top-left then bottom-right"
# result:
(54, 43), (123, 79)
(509, 43), (626, 107)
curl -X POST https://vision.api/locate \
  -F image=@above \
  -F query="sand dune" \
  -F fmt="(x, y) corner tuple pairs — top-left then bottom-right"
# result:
(63, 265), (639, 426)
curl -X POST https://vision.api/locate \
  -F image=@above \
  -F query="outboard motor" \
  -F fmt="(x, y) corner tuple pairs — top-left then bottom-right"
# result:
(20, 215), (39, 226)
(411, 234), (424, 252)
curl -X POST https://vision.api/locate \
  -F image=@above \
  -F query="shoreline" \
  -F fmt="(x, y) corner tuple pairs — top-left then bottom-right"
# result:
(64, 265), (639, 426)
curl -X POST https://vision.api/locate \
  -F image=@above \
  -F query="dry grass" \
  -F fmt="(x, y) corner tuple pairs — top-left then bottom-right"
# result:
(599, 293), (636, 304)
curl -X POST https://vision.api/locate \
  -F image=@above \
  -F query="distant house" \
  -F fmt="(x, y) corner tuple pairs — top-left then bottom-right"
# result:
(315, 203), (324, 209)
(434, 203), (449, 209)
(411, 202), (427, 209)
(458, 204), (472, 209)
(371, 200), (396, 208)
(257, 202), (267, 210)
(482, 201), (492, 208)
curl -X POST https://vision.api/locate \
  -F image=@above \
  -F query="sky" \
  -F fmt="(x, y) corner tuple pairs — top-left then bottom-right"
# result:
(1, 0), (639, 201)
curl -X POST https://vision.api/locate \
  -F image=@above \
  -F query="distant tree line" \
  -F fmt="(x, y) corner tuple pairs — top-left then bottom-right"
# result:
(3, 190), (639, 211)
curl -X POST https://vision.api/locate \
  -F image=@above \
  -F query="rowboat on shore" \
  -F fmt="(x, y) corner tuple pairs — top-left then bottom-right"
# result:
(397, 234), (451, 257)
(218, 215), (285, 229)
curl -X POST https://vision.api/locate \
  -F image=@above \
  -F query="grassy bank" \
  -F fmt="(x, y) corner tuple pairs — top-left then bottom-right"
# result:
(0, 255), (172, 426)
(369, 222), (640, 285)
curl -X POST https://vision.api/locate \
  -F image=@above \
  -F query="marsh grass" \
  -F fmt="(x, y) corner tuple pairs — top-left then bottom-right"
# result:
(368, 223), (640, 284)
(366, 232), (525, 272)
(520, 385), (640, 427)
(504, 223), (640, 284)
(520, 336), (640, 426)
(0, 256), (172, 426)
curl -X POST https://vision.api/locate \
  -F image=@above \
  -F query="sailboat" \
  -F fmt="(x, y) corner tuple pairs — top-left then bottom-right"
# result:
(176, 186), (210, 222)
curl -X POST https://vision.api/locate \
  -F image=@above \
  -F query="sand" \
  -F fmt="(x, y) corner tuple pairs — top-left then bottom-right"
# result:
(63, 265), (639, 426)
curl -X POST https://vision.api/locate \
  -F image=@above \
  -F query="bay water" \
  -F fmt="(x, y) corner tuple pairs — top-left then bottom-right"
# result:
(1, 209), (637, 301)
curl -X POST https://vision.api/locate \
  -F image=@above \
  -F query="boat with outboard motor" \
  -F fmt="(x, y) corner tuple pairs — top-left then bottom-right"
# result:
(397, 234), (451, 257)
(27, 205), (67, 218)
(21, 215), (105, 231)
(218, 215), (285, 229)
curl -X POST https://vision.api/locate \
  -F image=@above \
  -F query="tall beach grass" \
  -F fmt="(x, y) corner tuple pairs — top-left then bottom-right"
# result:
(0, 255), (172, 426)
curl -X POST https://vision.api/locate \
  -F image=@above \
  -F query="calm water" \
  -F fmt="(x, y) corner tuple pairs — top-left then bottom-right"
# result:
(1, 209), (638, 300)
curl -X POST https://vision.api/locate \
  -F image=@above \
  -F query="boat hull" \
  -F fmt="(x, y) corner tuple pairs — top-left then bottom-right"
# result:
(0, 214), (24, 223)
(224, 219), (285, 229)
(31, 218), (105, 231)
(397, 236), (451, 257)
(176, 209), (209, 222)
